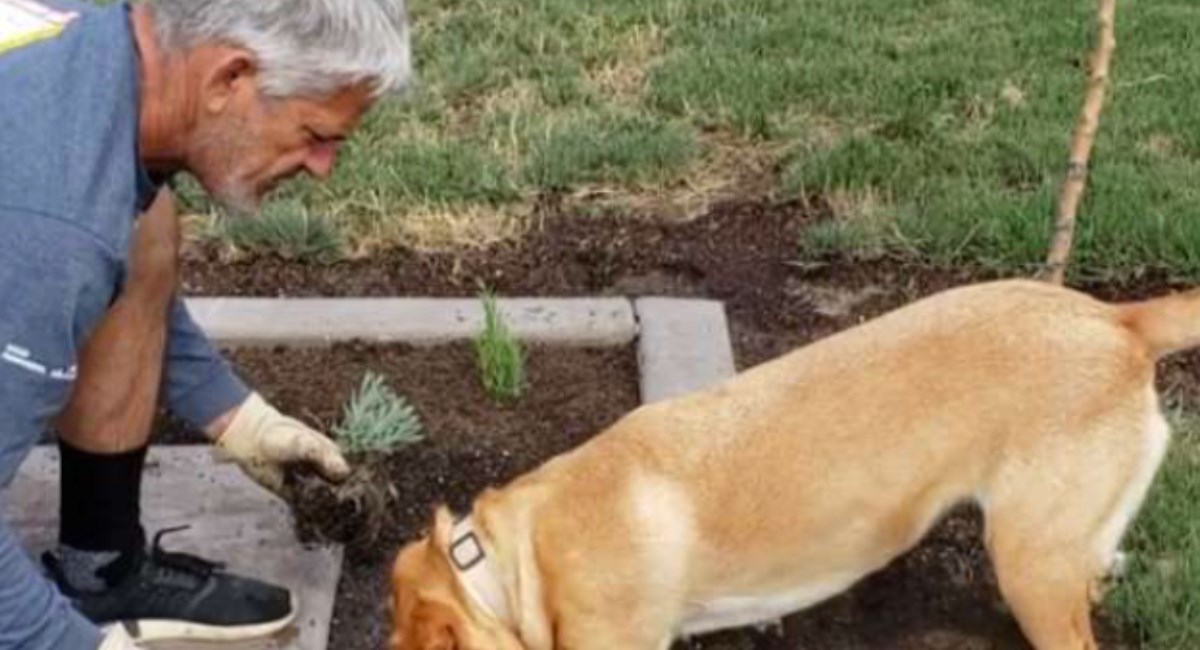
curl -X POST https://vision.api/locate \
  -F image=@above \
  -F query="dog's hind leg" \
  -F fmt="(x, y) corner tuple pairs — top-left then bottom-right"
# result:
(983, 391), (1170, 650)
(986, 491), (1109, 650)
(1088, 389), (1171, 601)
(987, 540), (1100, 650)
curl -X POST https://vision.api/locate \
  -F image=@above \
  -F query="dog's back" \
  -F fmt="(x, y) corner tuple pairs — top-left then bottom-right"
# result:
(530, 279), (1195, 646)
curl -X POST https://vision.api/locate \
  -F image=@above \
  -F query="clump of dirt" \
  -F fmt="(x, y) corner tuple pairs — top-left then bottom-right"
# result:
(286, 457), (398, 549)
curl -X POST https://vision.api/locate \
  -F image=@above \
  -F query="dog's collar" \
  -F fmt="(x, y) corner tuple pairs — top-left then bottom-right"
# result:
(449, 515), (514, 627)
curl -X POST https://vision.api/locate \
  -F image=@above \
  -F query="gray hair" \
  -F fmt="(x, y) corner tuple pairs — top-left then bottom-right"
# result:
(148, 0), (412, 99)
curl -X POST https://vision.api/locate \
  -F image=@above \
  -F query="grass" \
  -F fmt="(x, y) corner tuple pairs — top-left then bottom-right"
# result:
(178, 0), (1200, 282)
(776, 0), (1200, 280)
(1109, 409), (1200, 649)
(332, 371), (424, 455)
(473, 289), (526, 402)
(205, 199), (344, 262)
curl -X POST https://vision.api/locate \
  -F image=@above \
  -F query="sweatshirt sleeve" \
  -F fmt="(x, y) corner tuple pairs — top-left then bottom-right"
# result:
(162, 297), (250, 430)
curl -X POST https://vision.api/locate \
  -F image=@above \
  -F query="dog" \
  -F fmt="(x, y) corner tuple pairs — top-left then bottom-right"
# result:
(389, 278), (1200, 650)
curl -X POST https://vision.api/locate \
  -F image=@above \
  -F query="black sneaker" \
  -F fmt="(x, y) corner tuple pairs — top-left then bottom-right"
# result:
(43, 526), (297, 644)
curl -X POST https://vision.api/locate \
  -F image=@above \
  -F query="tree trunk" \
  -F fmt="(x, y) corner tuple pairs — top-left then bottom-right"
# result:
(1040, 0), (1117, 285)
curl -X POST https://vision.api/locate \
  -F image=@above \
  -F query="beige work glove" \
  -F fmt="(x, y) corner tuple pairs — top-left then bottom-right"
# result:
(99, 624), (143, 649)
(216, 392), (351, 497)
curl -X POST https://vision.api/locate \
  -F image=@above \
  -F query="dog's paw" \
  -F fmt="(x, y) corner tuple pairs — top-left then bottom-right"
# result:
(1108, 550), (1130, 580)
(753, 618), (786, 638)
(1090, 550), (1132, 604)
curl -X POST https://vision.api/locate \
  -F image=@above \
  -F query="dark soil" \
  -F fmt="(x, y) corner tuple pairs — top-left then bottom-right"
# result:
(176, 197), (1196, 648)
(160, 341), (642, 649)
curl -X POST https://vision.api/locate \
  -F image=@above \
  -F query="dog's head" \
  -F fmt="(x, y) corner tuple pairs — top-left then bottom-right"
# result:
(390, 506), (528, 650)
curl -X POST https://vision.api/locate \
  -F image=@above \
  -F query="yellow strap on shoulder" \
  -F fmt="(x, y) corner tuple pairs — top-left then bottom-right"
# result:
(0, 0), (77, 55)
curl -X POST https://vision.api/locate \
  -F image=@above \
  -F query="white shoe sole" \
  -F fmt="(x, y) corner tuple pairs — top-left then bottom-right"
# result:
(116, 593), (297, 644)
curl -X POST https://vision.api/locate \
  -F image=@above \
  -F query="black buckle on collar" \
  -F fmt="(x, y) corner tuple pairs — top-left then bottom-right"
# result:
(450, 531), (486, 572)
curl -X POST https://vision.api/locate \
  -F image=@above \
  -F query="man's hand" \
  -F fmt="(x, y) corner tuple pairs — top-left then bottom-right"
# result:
(212, 393), (351, 497)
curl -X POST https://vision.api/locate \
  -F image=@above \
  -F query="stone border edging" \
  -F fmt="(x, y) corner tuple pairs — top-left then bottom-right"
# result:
(184, 296), (739, 402)
(184, 297), (638, 347)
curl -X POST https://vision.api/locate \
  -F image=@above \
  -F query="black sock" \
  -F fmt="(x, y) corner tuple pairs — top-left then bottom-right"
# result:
(58, 438), (148, 555)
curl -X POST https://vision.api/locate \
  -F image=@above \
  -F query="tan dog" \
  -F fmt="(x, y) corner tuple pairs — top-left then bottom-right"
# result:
(390, 278), (1200, 650)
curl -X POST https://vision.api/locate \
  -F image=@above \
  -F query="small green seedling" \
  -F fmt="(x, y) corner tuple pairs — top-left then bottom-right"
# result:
(333, 371), (423, 455)
(473, 290), (526, 402)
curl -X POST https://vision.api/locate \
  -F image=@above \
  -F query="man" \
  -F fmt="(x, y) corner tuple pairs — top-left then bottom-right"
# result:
(0, 0), (411, 647)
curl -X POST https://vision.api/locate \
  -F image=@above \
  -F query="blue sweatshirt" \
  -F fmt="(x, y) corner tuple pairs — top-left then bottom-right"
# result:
(0, 1), (249, 646)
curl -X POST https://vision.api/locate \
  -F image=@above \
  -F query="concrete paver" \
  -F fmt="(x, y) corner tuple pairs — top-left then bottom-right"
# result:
(3, 447), (340, 650)
(634, 297), (737, 403)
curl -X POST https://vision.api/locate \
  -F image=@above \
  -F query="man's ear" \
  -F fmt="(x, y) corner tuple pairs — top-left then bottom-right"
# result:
(199, 48), (258, 115)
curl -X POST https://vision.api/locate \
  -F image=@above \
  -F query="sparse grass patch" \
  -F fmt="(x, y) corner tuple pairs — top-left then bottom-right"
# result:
(349, 203), (529, 255)
(473, 289), (526, 403)
(211, 201), (344, 262)
(585, 22), (665, 102)
(800, 187), (899, 260)
(1108, 410), (1200, 649)
(561, 130), (783, 221)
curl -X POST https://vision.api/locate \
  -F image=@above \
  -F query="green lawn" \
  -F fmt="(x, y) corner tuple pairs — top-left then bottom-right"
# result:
(184, 0), (1200, 281)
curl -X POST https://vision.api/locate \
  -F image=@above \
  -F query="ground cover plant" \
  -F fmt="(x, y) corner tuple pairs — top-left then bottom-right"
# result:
(287, 369), (425, 546)
(333, 370), (425, 454)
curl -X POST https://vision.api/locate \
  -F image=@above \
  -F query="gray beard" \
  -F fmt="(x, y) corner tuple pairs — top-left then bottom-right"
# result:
(192, 120), (262, 217)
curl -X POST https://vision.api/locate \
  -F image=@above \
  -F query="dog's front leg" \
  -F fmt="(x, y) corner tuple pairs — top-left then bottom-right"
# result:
(556, 636), (672, 650)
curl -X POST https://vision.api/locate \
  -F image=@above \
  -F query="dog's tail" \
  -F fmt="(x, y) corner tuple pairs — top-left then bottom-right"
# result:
(1117, 287), (1200, 358)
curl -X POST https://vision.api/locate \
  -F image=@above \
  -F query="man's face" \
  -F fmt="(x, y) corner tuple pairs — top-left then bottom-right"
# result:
(188, 64), (375, 215)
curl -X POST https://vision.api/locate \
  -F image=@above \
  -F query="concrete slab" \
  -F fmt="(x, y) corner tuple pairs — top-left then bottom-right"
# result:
(2, 446), (341, 650)
(183, 297), (637, 347)
(634, 298), (737, 403)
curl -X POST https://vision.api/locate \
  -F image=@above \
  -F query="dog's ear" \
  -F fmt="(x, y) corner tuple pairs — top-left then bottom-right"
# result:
(431, 505), (456, 554)
(413, 601), (462, 650)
